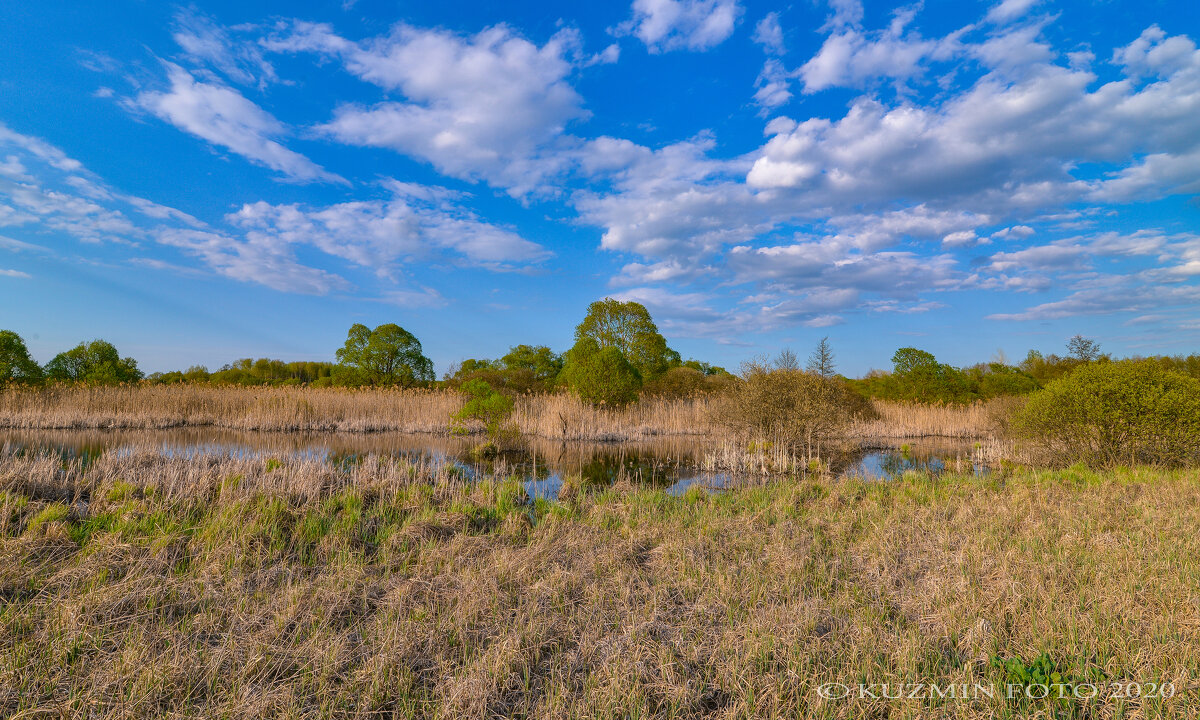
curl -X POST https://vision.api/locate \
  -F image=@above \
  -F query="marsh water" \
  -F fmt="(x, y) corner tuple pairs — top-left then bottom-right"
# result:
(0, 428), (988, 499)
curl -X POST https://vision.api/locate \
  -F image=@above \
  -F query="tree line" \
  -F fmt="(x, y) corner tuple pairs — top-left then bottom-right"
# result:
(3, 304), (1198, 407)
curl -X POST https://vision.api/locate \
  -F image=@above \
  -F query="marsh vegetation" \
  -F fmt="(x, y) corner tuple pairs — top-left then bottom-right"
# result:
(4, 300), (1200, 718)
(2, 449), (1198, 718)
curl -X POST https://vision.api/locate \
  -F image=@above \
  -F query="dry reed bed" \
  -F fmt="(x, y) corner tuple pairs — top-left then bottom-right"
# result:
(1, 449), (1197, 718)
(0, 385), (1001, 442)
(0, 385), (711, 441)
(846, 399), (1004, 441)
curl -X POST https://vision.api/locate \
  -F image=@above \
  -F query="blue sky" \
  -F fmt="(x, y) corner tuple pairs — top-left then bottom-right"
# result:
(1, 0), (1198, 376)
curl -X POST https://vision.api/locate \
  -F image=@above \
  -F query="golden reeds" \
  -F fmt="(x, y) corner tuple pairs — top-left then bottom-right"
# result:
(0, 385), (1003, 442)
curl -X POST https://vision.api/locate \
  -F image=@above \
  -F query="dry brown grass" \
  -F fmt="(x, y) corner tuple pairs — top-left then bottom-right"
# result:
(1, 448), (1197, 718)
(0, 385), (1002, 442)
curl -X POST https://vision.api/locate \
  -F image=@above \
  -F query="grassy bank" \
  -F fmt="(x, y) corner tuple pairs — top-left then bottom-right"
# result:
(1, 449), (1196, 718)
(0, 385), (998, 442)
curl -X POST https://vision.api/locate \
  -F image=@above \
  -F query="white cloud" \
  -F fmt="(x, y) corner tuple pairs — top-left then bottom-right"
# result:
(985, 0), (1042, 25)
(988, 284), (1200, 321)
(749, 28), (1200, 216)
(0, 268), (31, 278)
(155, 227), (350, 295)
(753, 12), (785, 55)
(822, 0), (864, 30)
(942, 230), (982, 247)
(129, 63), (343, 184)
(618, 0), (743, 53)
(0, 123), (544, 296)
(172, 9), (277, 87)
(227, 180), (551, 272)
(269, 22), (587, 196)
(990, 225), (1035, 241)
(798, 9), (963, 93)
(753, 59), (794, 110)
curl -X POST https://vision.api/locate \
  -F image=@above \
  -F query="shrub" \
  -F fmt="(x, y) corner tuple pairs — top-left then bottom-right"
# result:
(560, 339), (642, 407)
(1014, 360), (1200, 467)
(641, 366), (706, 397)
(451, 379), (517, 446)
(715, 364), (877, 455)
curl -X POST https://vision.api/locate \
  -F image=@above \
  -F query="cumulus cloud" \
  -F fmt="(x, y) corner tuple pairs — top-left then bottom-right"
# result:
(798, 9), (962, 93)
(268, 22), (588, 196)
(129, 64), (344, 184)
(753, 59), (794, 110)
(748, 27), (1200, 216)
(573, 17), (1200, 336)
(618, 0), (743, 53)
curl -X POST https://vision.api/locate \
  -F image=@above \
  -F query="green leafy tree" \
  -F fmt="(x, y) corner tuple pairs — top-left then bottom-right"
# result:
(0, 330), (43, 384)
(44, 339), (142, 385)
(560, 338), (642, 406)
(971, 362), (1040, 397)
(335, 323), (434, 387)
(887, 347), (976, 403)
(573, 299), (676, 379)
(500, 344), (563, 383)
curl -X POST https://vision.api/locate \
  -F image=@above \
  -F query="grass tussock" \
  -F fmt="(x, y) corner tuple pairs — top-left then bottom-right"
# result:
(0, 385), (998, 442)
(1, 448), (1197, 718)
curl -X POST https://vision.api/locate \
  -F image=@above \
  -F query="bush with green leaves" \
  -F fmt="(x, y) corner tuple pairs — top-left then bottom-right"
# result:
(559, 338), (642, 407)
(715, 363), (877, 455)
(0, 330), (43, 384)
(44, 339), (142, 385)
(451, 379), (515, 436)
(1014, 359), (1200, 467)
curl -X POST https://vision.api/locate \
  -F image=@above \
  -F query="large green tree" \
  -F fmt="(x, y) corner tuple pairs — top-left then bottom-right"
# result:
(500, 344), (563, 383)
(335, 323), (434, 386)
(0, 330), (43, 384)
(44, 339), (142, 385)
(560, 338), (642, 407)
(573, 299), (676, 378)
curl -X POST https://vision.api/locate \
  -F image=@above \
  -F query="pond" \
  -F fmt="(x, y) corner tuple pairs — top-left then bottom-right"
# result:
(0, 428), (990, 499)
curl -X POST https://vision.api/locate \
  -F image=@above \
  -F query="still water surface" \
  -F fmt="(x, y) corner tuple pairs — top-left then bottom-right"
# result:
(0, 428), (988, 499)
